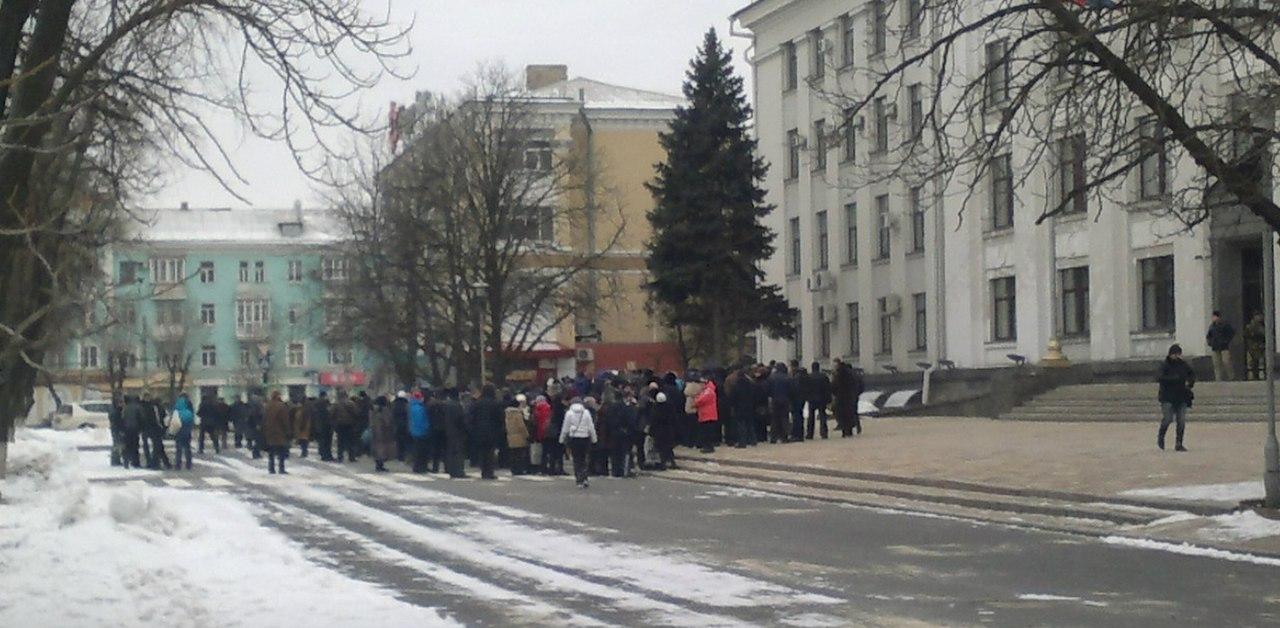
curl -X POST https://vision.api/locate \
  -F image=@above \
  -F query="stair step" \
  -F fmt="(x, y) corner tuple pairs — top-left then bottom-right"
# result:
(1000, 412), (1265, 422)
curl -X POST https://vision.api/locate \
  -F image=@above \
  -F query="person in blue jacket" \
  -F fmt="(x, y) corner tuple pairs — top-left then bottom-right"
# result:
(408, 390), (431, 473)
(173, 393), (196, 470)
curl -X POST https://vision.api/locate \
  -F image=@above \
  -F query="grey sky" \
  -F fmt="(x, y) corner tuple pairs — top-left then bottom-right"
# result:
(145, 0), (749, 210)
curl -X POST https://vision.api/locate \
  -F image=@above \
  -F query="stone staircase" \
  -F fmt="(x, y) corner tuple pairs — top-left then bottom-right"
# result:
(1000, 381), (1277, 422)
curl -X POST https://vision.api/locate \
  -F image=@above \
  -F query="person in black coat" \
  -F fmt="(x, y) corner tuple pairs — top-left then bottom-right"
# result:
(1157, 343), (1196, 451)
(791, 365), (812, 442)
(467, 384), (506, 479)
(439, 388), (469, 478)
(120, 395), (145, 468)
(728, 367), (758, 448)
(145, 397), (172, 469)
(653, 374), (681, 469)
(312, 391), (333, 461)
(767, 364), (793, 443)
(196, 395), (219, 454)
(230, 396), (249, 448)
(808, 362), (833, 439)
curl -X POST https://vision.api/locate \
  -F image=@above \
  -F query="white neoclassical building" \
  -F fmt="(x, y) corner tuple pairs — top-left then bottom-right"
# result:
(733, 0), (1278, 374)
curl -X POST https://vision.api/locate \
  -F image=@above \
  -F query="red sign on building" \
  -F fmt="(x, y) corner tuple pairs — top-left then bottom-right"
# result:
(319, 371), (367, 387)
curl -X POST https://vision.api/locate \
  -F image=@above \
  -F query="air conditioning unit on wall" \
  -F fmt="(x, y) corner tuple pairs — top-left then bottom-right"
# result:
(575, 347), (594, 362)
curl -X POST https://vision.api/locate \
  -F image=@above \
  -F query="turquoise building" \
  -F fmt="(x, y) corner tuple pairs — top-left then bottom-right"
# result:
(56, 205), (376, 404)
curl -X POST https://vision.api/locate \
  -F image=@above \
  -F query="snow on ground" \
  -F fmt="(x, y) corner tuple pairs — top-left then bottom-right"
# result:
(1121, 481), (1263, 503)
(0, 430), (458, 628)
(1100, 536), (1280, 567)
(1199, 511), (1280, 542)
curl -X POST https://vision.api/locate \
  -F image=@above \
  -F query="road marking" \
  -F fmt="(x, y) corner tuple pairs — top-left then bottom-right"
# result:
(515, 475), (552, 481)
(125, 480), (148, 488)
(204, 477), (234, 487)
(401, 474), (437, 482)
(162, 478), (193, 488)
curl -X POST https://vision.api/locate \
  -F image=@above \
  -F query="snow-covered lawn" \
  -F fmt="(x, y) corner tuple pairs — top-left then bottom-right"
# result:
(0, 430), (457, 627)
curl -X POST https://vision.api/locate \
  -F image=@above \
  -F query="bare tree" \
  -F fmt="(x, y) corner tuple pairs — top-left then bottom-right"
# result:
(329, 66), (625, 387)
(0, 0), (409, 478)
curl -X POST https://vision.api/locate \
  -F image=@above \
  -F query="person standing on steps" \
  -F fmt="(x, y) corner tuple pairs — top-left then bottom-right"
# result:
(262, 390), (294, 474)
(1245, 311), (1267, 381)
(560, 397), (598, 488)
(808, 362), (832, 440)
(693, 376), (720, 454)
(1206, 310), (1237, 381)
(173, 393), (195, 470)
(766, 363), (793, 443)
(1157, 343), (1195, 452)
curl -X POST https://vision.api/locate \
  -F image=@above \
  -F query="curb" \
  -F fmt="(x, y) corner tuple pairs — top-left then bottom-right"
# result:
(678, 453), (1235, 517)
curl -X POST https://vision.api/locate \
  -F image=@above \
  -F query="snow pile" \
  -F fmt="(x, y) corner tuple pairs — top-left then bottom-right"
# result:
(1199, 511), (1280, 542)
(1121, 481), (1263, 504)
(0, 430), (458, 627)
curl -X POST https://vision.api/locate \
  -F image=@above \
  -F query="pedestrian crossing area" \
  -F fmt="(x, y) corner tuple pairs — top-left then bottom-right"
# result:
(95, 470), (579, 491)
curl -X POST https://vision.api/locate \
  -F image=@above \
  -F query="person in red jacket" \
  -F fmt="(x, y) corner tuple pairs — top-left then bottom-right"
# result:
(531, 395), (552, 473)
(693, 377), (719, 454)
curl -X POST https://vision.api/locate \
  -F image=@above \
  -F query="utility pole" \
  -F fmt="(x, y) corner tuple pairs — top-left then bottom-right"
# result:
(1263, 231), (1279, 508)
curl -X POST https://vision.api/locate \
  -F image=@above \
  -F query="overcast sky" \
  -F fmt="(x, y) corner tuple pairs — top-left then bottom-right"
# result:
(145, 0), (750, 210)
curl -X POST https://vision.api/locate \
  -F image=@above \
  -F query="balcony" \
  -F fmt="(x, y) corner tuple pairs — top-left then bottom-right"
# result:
(151, 323), (186, 341)
(235, 321), (270, 341)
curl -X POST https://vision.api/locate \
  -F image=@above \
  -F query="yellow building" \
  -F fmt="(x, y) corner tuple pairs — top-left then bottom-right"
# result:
(513, 65), (685, 380)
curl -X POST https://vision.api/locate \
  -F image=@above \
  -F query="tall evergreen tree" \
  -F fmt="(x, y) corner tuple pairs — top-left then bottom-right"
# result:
(647, 29), (796, 366)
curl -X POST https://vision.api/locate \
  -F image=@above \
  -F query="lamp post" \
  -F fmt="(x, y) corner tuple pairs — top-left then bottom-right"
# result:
(470, 280), (489, 387)
(1263, 232), (1279, 508)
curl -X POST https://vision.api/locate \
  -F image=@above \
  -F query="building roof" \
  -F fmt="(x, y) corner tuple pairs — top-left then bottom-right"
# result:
(126, 207), (342, 247)
(527, 77), (683, 111)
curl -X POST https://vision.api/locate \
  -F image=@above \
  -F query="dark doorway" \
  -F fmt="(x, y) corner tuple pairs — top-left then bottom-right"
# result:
(288, 385), (307, 404)
(1242, 244), (1264, 323)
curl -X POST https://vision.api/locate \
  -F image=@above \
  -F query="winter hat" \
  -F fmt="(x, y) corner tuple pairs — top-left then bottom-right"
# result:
(1168, 343), (1183, 357)
(515, 393), (527, 404)
(396, 391), (408, 399)
(655, 392), (667, 403)
(412, 391), (424, 401)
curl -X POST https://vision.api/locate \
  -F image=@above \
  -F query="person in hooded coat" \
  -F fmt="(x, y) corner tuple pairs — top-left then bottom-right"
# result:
(408, 391), (430, 473)
(439, 389), (469, 478)
(559, 397), (598, 488)
(832, 359), (864, 437)
(370, 396), (397, 471)
(693, 378), (720, 454)
(1157, 344), (1196, 451)
(173, 394), (196, 470)
(262, 390), (294, 474)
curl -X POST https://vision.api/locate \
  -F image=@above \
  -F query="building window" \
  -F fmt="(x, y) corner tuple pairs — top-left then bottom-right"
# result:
(841, 14), (856, 67)
(119, 305), (137, 325)
(789, 217), (802, 276)
(876, 194), (891, 260)
(844, 202), (858, 265)
(792, 315), (803, 362)
(870, 0), (886, 56)
(847, 302), (861, 357)
(287, 342), (306, 367)
(783, 41), (798, 91)
(909, 186), (926, 253)
(200, 303), (215, 326)
(240, 348), (251, 368)
(990, 153), (1014, 230)
(253, 261), (265, 283)
(815, 210), (829, 270)
(873, 96), (889, 154)
(1060, 266), (1090, 337)
(877, 297), (893, 355)
(80, 345), (99, 369)
(991, 276), (1017, 341)
(786, 129), (801, 179)
(513, 205), (555, 243)
(818, 315), (833, 359)
(1138, 116), (1168, 199)
(198, 261), (215, 283)
(905, 0), (923, 40)
(236, 299), (270, 336)
(812, 119), (827, 171)
(1058, 134), (1087, 215)
(328, 348), (354, 365)
(287, 260), (303, 282)
(907, 83), (924, 139)
(524, 141), (553, 171)
(201, 345), (217, 367)
(1140, 255), (1175, 331)
(288, 305), (299, 326)
(913, 293), (927, 351)
(842, 108), (857, 162)
(985, 39), (1010, 108)
(322, 257), (348, 281)
(119, 261), (140, 285)
(238, 261), (249, 283)
(155, 300), (182, 326)
(149, 258), (185, 284)
(809, 28), (825, 79)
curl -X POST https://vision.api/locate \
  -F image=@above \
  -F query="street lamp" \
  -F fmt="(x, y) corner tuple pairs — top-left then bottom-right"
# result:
(1263, 233), (1280, 508)
(470, 280), (489, 387)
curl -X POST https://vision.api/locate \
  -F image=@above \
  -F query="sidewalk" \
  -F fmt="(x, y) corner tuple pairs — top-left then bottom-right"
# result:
(679, 417), (1280, 560)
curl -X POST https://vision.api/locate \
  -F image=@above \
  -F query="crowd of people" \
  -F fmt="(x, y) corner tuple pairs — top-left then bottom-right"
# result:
(105, 358), (866, 488)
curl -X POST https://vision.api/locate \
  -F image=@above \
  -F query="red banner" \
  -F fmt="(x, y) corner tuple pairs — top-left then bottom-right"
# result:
(319, 371), (367, 387)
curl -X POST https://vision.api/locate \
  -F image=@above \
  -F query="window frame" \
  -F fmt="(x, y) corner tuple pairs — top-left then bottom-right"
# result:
(200, 303), (216, 326)
(238, 261), (250, 283)
(80, 344), (99, 369)
(847, 302), (861, 357)
(1058, 134), (1088, 215)
(907, 83), (924, 139)
(873, 96), (889, 154)
(789, 216), (802, 276)
(198, 261), (215, 284)
(783, 41), (798, 91)
(844, 202), (858, 266)
(909, 186), (926, 253)
(990, 153), (1014, 230)
(842, 108), (857, 162)
(869, 0), (887, 57)
(812, 119), (827, 171)
(1138, 116), (1169, 200)
(287, 260), (303, 283)
(904, 0), (923, 41)
(841, 14), (856, 67)
(877, 296), (893, 355)
(875, 194), (891, 260)
(287, 342), (306, 367)
(201, 345), (217, 367)
(815, 210), (830, 270)
(809, 28), (825, 80)
(1139, 255), (1176, 331)
(984, 39), (1010, 109)
(1059, 266), (1090, 338)
(786, 128), (801, 179)
(991, 276), (1017, 342)
(913, 292), (927, 351)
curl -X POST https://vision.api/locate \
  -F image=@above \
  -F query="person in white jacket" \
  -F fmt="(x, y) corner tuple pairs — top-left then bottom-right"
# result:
(559, 398), (598, 488)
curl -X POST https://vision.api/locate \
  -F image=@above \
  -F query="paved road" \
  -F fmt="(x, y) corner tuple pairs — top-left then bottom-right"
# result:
(101, 449), (1280, 627)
